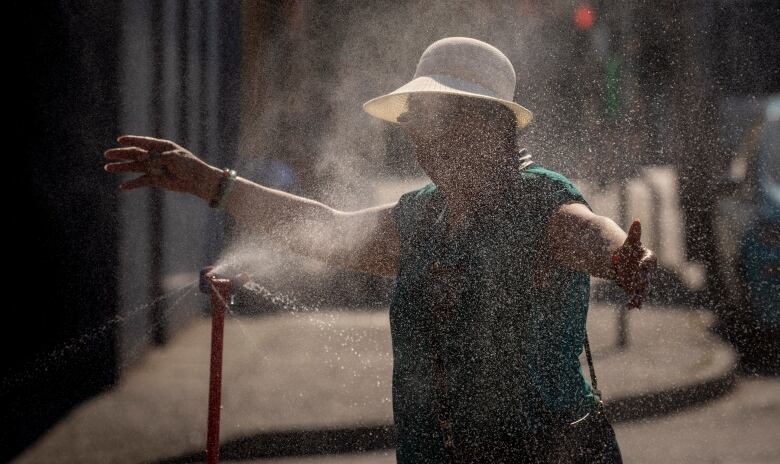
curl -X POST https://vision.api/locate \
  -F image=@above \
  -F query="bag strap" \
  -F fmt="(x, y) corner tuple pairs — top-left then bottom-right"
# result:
(583, 331), (602, 401)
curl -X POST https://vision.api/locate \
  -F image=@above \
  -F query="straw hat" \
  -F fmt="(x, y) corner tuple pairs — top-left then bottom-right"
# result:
(362, 37), (533, 129)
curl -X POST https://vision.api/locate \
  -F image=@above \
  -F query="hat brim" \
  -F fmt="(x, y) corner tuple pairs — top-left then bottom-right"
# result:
(362, 74), (533, 129)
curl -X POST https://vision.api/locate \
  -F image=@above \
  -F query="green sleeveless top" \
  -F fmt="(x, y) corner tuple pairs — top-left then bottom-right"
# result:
(389, 162), (599, 463)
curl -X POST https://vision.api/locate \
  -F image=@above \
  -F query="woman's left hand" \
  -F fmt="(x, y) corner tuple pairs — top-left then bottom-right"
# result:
(612, 220), (657, 309)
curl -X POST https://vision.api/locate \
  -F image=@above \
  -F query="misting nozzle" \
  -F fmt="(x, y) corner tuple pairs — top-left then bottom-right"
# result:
(199, 265), (253, 296)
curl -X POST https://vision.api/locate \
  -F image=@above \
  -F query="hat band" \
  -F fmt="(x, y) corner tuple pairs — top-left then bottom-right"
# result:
(390, 74), (508, 101)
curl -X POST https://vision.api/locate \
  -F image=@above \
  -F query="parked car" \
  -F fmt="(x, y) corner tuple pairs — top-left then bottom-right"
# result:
(714, 94), (779, 373)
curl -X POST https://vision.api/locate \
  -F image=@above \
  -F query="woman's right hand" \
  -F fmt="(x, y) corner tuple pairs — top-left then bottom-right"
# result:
(103, 135), (223, 201)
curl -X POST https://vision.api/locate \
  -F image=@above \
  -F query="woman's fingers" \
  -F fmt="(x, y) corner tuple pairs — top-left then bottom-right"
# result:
(630, 257), (653, 292)
(117, 135), (177, 152)
(119, 175), (155, 191)
(104, 160), (147, 173)
(614, 243), (656, 310)
(637, 252), (656, 292)
(627, 250), (656, 309)
(107, 136), (211, 197)
(626, 219), (642, 246)
(104, 147), (148, 161)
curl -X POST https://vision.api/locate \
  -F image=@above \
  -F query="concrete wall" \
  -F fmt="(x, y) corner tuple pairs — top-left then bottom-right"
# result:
(117, 0), (241, 368)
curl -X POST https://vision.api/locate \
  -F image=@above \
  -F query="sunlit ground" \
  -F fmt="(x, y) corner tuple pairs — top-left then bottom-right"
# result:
(15, 304), (778, 463)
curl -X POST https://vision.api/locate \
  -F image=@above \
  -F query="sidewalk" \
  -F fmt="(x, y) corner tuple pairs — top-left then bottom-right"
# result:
(15, 304), (736, 464)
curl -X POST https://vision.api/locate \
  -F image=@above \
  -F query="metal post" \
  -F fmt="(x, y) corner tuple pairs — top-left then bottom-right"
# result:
(617, 180), (630, 349)
(617, 303), (629, 348)
(206, 277), (230, 464)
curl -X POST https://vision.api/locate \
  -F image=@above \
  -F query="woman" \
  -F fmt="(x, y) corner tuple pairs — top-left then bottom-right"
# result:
(105, 37), (654, 463)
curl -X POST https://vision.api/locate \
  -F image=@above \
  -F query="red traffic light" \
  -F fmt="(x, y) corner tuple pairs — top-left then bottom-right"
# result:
(574, 3), (597, 31)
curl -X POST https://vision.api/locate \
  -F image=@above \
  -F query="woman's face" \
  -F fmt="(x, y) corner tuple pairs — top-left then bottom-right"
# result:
(399, 94), (479, 146)
(398, 94), (510, 177)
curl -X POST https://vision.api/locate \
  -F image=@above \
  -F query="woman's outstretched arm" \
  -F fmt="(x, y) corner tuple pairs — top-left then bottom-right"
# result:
(546, 202), (656, 308)
(104, 135), (400, 276)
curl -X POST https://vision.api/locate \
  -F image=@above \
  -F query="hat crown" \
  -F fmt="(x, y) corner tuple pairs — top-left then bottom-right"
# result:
(361, 37), (533, 129)
(414, 37), (517, 101)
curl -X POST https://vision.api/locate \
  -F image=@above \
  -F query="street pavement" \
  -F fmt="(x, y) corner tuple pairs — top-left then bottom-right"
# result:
(229, 376), (780, 464)
(614, 375), (780, 463)
(15, 303), (768, 464)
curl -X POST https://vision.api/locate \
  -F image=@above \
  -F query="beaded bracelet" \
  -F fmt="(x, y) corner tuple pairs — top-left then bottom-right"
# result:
(209, 168), (237, 209)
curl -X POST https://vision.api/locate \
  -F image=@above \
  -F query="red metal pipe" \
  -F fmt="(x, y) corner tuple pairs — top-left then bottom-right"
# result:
(206, 277), (231, 464)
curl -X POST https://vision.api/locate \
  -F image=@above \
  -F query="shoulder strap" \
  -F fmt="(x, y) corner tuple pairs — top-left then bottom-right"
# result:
(583, 332), (602, 400)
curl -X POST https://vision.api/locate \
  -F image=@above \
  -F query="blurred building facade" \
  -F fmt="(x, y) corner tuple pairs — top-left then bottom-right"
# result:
(239, 0), (778, 305)
(6, 1), (242, 460)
